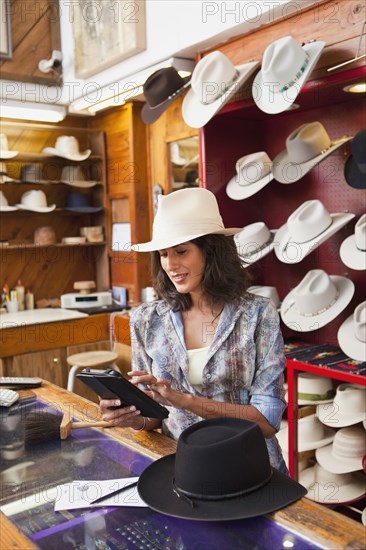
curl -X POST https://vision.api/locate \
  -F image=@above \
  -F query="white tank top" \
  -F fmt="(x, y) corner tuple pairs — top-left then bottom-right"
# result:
(186, 346), (210, 387)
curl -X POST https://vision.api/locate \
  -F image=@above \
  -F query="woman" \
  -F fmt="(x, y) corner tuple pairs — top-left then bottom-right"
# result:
(100, 188), (288, 472)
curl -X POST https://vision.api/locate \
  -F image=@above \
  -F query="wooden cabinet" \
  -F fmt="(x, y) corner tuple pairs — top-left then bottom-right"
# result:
(5, 348), (67, 388)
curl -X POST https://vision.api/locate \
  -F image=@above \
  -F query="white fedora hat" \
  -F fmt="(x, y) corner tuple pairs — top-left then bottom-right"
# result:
(247, 286), (280, 309)
(274, 199), (355, 264)
(182, 51), (259, 129)
(317, 383), (366, 428)
(280, 269), (354, 332)
(60, 166), (97, 188)
(338, 302), (366, 362)
(234, 222), (276, 265)
(340, 214), (366, 271)
(285, 372), (335, 405)
(0, 133), (18, 159)
(131, 188), (241, 252)
(0, 190), (17, 212)
(226, 152), (273, 200)
(315, 426), (366, 474)
(43, 136), (91, 161)
(273, 122), (351, 184)
(277, 413), (335, 453)
(252, 36), (325, 115)
(16, 190), (56, 213)
(300, 462), (366, 504)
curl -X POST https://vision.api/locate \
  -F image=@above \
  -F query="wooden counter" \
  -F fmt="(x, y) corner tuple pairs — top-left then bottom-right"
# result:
(1, 382), (364, 550)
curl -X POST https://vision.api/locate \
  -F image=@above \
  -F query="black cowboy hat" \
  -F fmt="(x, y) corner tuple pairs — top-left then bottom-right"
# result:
(344, 128), (366, 189)
(138, 418), (306, 521)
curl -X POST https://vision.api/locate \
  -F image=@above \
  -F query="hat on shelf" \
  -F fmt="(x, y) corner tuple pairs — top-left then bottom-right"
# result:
(0, 133), (18, 159)
(338, 302), (366, 362)
(0, 162), (17, 184)
(0, 190), (18, 212)
(285, 372), (335, 405)
(16, 190), (56, 213)
(234, 222), (276, 265)
(141, 67), (192, 125)
(182, 51), (259, 129)
(344, 128), (366, 189)
(299, 462), (366, 504)
(226, 152), (274, 200)
(340, 214), (366, 271)
(315, 426), (366, 474)
(42, 136), (91, 161)
(274, 199), (355, 264)
(247, 286), (281, 309)
(252, 36), (326, 115)
(317, 383), (366, 428)
(280, 269), (354, 332)
(20, 164), (50, 185)
(137, 417), (306, 520)
(277, 414), (335, 453)
(64, 191), (103, 213)
(131, 187), (241, 252)
(273, 121), (351, 184)
(60, 165), (98, 188)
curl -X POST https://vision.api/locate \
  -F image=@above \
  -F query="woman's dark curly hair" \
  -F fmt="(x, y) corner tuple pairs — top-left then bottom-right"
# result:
(151, 234), (251, 311)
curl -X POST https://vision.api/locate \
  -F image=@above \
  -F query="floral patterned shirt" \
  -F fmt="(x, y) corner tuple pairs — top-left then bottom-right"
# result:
(130, 294), (288, 472)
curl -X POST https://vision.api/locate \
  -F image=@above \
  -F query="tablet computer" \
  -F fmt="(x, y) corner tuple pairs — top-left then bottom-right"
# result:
(76, 368), (169, 419)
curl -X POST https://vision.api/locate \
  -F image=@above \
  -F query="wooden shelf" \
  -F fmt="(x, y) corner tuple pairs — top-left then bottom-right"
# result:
(0, 242), (106, 250)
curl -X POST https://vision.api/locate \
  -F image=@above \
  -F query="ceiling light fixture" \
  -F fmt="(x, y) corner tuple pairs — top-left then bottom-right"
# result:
(0, 99), (66, 122)
(343, 82), (366, 94)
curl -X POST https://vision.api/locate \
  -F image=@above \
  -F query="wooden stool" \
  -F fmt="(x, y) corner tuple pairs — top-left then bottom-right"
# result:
(66, 350), (119, 392)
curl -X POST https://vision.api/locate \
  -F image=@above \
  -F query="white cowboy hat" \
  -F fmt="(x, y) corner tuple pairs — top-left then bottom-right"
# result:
(247, 286), (280, 309)
(315, 426), (366, 474)
(16, 190), (56, 213)
(280, 269), (354, 332)
(252, 36), (326, 115)
(285, 372), (335, 405)
(226, 152), (273, 200)
(60, 166), (97, 188)
(340, 214), (366, 271)
(182, 51), (259, 129)
(0, 133), (18, 159)
(131, 188), (241, 252)
(234, 222), (276, 265)
(42, 136), (91, 161)
(277, 413), (335, 453)
(273, 121), (351, 184)
(0, 190), (17, 212)
(338, 302), (366, 362)
(300, 463), (366, 504)
(0, 162), (17, 183)
(274, 199), (355, 264)
(317, 383), (366, 428)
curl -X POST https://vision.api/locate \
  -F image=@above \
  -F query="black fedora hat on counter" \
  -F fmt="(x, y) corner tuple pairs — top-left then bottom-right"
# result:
(137, 417), (306, 521)
(344, 128), (366, 189)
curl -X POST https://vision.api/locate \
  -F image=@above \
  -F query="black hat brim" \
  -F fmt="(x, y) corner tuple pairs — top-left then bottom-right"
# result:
(137, 454), (307, 521)
(141, 77), (191, 125)
(344, 155), (366, 189)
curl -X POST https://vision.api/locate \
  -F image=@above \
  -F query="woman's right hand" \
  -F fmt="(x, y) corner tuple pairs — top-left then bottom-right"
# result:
(99, 398), (142, 428)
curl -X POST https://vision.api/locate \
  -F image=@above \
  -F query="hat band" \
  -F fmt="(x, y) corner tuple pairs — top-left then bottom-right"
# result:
(295, 288), (340, 317)
(285, 218), (333, 247)
(277, 52), (310, 94)
(298, 389), (335, 401)
(202, 70), (239, 105)
(149, 81), (190, 110)
(356, 244), (366, 252)
(239, 233), (274, 259)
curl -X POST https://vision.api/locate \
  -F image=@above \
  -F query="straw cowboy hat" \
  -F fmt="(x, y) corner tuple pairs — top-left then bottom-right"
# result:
(234, 222), (276, 265)
(43, 136), (91, 161)
(252, 36), (325, 115)
(131, 188), (241, 252)
(247, 286), (281, 309)
(344, 128), (366, 189)
(300, 462), (366, 504)
(0, 162), (17, 184)
(273, 122), (351, 184)
(182, 51), (259, 129)
(338, 302), (366, 362)
(340, 214), (366, 271)
(274, 199), (355, 264)
(16, 190), (56, 213)
(141, 67), (191, 125)
(137, 418), (306, 520)
(280, 269), (354, 332)
(315, 426), (366, 474)
(0, 190), (17, 212)
(285, 372), (335, 406)
(277, 414), (335, 453)
(317, 383), (366, 428)
(60, 166), (98, 188)
(0, 134), (18, 159)
(226, 152), (274, 200)
(64, 191), (103, 213)
(20, 164), (49, 185)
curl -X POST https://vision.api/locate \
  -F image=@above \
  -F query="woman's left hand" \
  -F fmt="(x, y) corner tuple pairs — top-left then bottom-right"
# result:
(128, 370), (186, 408)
